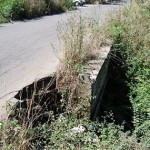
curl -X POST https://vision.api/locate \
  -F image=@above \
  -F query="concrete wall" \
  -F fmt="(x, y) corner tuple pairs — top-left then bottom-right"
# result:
(90, 49), (111, 120)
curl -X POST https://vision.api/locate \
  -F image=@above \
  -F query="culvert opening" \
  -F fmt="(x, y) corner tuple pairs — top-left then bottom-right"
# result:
(11, 76), (65, 126)
(92, 52), (134, 132)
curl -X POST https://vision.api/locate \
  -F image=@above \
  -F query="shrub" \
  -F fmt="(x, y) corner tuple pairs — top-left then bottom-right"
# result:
(24, 0), (46, 18)
(1, 1), (150, 149)
(0, 0), (73, 23)
(107, 1), (150, 147)
(62, 0), (73, 11)
(0, 0), (25, 20)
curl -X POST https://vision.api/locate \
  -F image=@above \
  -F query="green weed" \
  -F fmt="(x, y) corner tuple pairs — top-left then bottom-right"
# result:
(106, 1), (150, 148)
(0, 0), (73, 23)
(0, 1), (150, 150)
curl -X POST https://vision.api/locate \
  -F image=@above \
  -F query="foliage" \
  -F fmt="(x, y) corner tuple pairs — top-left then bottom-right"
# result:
(62, 0), (73, 11)
(0, 0), (25, 21)
(107, 0), (150, 147)
(0, 0), (73, 23)
(89, 0), (100, 4)
(55, 15), (105, 111)
(0, 1), (150, 149)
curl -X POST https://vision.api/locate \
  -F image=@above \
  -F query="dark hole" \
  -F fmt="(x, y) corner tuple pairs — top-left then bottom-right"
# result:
(92, 52), (134, 132)
(11, 76), (65, 126)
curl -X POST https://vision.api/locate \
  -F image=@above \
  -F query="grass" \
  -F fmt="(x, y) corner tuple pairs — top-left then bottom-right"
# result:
(0, 0), (73, 23)
(51, 0), (150, 148)
(105, 0), (150, 147)
(0, 15), (7, 23)
(55, 14), (106, 109)
(0, 0), (150, 149)
(0, 11), (106, 150)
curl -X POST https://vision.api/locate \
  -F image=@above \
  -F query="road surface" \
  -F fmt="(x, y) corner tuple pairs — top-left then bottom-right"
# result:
(0, 3), (123, 119)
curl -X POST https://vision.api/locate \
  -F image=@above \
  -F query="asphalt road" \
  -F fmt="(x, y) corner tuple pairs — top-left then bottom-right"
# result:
(0, 3), (123, 117)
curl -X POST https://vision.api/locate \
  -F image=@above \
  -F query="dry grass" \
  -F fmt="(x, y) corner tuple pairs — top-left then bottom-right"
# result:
(0, 77), (61, 150)
(24, 0), (73, 16)
(107, 1), (150, 64)
(57, 15), (106, 73)
(24, 0), (46, 17)
(55, 14), (107, 109)
(1, 1), (149, 149)
(0, 0), (73, 22)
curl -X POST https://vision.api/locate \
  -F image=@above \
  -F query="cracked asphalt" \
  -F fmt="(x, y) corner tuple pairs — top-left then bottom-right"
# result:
(0, 3), (123, 118)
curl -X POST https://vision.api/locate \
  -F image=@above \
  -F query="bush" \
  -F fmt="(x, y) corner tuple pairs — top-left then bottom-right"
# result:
(0, 0), (25, 21)
(107, 1), (150, 147)
(24, 0), (46, 18)
(62, 0), (73, 11)
(0, 0), (73, 23)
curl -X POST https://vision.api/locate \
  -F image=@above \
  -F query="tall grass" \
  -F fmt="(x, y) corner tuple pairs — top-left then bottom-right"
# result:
(0, 1), (150, 149)
(56, 14), (106, 109)
(55, 1), (150, 148)
(0, 0), (73, 23)
(106, 0), (150, 147)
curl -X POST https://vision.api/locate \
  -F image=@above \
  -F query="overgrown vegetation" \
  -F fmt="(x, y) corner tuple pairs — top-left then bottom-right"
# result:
(0, 0), (73, 23)
(105, 0), (150, 148)
(0, 0), (150, 149)
(56, 14), (105, 110)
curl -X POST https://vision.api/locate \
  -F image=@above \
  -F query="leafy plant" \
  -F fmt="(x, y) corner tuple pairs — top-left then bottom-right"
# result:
(107, 1), (150, 147)
(1, 1), (150, 150)
(0, 0), (25, 21)
(0, 0), (74, 23)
